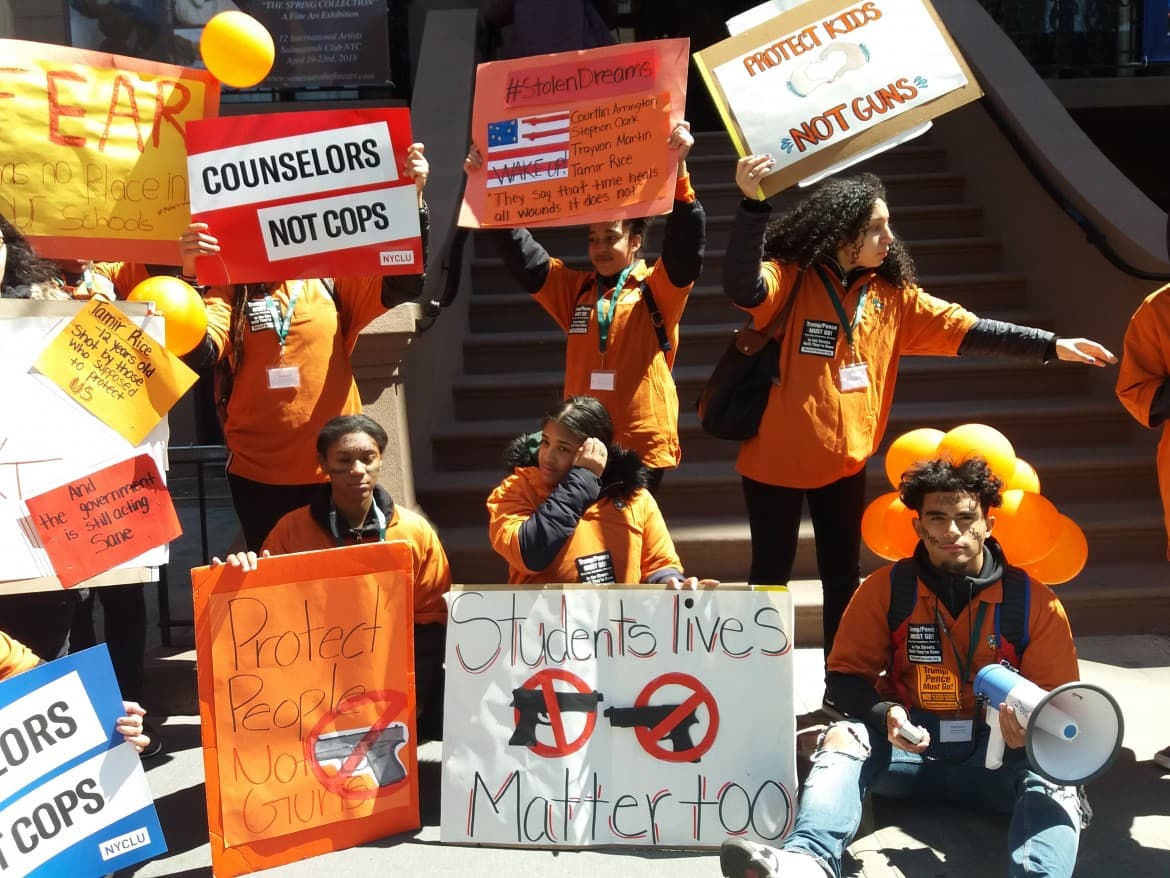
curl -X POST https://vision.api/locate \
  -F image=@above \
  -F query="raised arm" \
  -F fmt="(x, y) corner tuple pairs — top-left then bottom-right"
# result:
(723, 155), (779, 308)
(659, 121), (705, 288)
(381, 142), (431, 307)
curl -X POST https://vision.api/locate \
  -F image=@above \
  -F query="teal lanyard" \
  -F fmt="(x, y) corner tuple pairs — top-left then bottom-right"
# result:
(937, 601), (988, 685)
(595, 265), (635, 354)
(328, 500), (387, 546)
(265, 287), (300, 347)
(816, 268), (867, 351)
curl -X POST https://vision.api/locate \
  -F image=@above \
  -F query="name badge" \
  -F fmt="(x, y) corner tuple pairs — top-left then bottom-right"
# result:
(839, 362), (869, 391)
(246, 299), (276, 332)
(590, 370), (616, 392)
(569, 303), (592, 335)
(939, 719), (973, 743)
(267, 365), (301, 389)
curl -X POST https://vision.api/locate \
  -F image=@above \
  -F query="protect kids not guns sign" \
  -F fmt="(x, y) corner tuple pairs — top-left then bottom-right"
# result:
(459, 39), (690, 229)
(0, 646), (166, 877)
(185, 108), (422, 285)
(440, 585), (797, 848)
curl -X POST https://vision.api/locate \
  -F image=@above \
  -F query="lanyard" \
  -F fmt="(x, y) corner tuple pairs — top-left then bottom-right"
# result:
(936, 600), (988, 685)
(265, 287), (300, 347)
(595, 265), (635, 354)
(328, 500), (387, 545)
(816, 267), (867, 351)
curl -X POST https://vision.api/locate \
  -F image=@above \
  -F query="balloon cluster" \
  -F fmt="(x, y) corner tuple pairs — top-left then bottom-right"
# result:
(862, 424), (1088, 585)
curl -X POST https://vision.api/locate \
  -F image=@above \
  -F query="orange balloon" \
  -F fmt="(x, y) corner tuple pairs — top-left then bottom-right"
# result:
(884, 498), (920, 560)
(884, 427), (945, 488)
(1006, 458), (1041, 494)
(200, 11), (275, 88)
(991, 489), (1061, 566)
(1023, 515), (1088, 585)
(128, 276), (208, 356)
(937, 423), (1016, 485)
(862, 491), (901, 560)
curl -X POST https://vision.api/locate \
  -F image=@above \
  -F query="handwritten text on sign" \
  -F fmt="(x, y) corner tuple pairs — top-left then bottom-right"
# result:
(33, 301), (198, 445)
(440, 587), (798, 848)
(24, 454), (181, 588)
(0, 39), (220, 264)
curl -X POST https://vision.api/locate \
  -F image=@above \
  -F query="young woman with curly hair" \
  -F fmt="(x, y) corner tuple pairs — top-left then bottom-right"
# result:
(724, 155), (1116, 657)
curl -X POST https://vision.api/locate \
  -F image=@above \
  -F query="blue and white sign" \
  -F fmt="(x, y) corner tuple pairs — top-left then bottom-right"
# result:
(0, 645), (166, 877)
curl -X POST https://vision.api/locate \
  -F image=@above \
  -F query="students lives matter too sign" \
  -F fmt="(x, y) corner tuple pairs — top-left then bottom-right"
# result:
(693, 0), (980, 196)
(440, 585), (797, 848)
(185, 108), (421, 285)
(459, 39), (690, 229)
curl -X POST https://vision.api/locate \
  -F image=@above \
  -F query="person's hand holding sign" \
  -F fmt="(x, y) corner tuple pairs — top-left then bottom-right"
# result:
(736, 154), (775, 201)
(404, 141), (429, 207)
(179, 222), (220, 280)
(463, 143), (484, 174)
(211, 550), (271, 572)
(116, 702), (152, 753)
(663, 576), (721, 591)
(668, 120), (694, 178)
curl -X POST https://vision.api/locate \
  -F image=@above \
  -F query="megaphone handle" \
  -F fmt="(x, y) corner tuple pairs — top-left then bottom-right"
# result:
(985, 704), (1005, 770)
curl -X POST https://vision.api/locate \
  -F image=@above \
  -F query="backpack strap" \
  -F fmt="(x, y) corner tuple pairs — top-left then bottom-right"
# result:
(993, 564), (1031, 668)
(575, 275), (671, 355)
(886, 558), (919, 707)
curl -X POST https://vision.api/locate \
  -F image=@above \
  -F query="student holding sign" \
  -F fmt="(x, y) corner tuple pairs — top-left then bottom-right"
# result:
(181, 143), (431, 550)
(723, 161), (1116, 656)
(465, 123), (704, 492)
(488, 395), (716, 587)
(215, 413), (451, 737)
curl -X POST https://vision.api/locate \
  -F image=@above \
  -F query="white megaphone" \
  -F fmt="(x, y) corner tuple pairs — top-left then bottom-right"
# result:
(973, 663), (1124, 785)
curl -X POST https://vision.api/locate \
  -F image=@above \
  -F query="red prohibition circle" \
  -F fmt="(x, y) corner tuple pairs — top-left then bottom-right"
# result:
(632, 672), (720, 763)
(513, 667), (600, 758)
(305, 688), (410, 800)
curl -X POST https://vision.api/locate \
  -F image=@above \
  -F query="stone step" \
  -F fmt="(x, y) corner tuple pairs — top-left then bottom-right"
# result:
(460, 308), (1053, 374)
(470, 201), (987, 259)
(431, 500), (1168, 632)
(469, 235), (1005, 294)
(451, 356), (1091, 423)
(467, 271), (1032, 332)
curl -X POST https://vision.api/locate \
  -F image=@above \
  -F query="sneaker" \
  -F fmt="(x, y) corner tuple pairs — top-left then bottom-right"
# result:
(719, 838), (827, 878)
(1155, 746), (1170, 771)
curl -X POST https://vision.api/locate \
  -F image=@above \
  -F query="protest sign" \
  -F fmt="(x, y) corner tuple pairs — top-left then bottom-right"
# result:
(1, 300), (170, 592)
(192, 541), (419, 877)
(185, 108), (421, 285)
(24, 454), (181, 589)
(33, 300), (198, 446)
(0, 645), (166, 876)
(440, 585), (796, 848)
(459, 39), (690, 229)
(0, 39), (219, 264)
(693, 0), (981, 196)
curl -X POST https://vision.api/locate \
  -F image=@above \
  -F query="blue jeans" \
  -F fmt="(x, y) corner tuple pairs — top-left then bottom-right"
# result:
(783, 713), (1083, 878)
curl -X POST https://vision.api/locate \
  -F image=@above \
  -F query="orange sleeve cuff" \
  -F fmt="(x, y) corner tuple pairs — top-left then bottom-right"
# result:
(675, 172), (695, 203)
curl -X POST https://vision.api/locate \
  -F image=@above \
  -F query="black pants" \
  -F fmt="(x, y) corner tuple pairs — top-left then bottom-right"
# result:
(741, 469), (867, 656)
(70, 584), (146, 701)
(227, 472), (321, 551)
(0, 590), (84, 661)
(414, 623), (446, 742)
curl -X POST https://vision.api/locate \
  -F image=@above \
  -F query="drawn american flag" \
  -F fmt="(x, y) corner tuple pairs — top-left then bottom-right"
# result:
(486, 112), (571, 159)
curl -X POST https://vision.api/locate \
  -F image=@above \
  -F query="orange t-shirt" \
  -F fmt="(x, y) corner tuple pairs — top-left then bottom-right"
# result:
(88, 262), (156, 301)
(1116, 283), (1170, 558)
(203, 277), (386, 484)
(486, 467), (682, 584)
(531, 175), (698, 469)
(736, 261), (978, 488)
(827, 564), (1079, 717)
(263, 502), (452, 624)
(0, 631), (40, 680)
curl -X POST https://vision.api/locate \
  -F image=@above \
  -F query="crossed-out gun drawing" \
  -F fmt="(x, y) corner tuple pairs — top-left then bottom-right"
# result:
(509, 688), (705, 761)
(313, 722), (409, 787)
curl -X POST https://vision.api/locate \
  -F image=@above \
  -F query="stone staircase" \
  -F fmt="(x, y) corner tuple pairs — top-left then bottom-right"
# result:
(417, 129), (1167, 642)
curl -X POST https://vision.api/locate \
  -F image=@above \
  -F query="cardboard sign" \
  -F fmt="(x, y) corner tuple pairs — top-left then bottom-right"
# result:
(459, 39), (690, 229)
(693, 0), (981, 196)
(192, 541), (419, 877)
(24, 455), (181, 589)
(0, 645), (167, 876)
(185, 108), (422, 285)
(1, 300), (170, 592)
(0, 39), (219, 264)
(33, 301), (197, 446)
(440, 585), (797, 848)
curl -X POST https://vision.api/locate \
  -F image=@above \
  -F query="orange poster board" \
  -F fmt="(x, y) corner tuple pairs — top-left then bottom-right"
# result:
(192, 541), (419, 877)
(0, 39), (219, 264)
(33, 300), (198, 445)
(459, 38), (690, 229)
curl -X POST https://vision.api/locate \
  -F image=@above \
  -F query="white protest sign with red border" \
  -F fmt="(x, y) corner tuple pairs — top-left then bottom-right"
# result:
(440, 585), (797, 848)
(185, 108), (421, 285)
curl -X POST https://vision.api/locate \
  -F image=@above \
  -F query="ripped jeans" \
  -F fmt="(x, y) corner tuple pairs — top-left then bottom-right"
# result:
(783, 713), (1083, 878)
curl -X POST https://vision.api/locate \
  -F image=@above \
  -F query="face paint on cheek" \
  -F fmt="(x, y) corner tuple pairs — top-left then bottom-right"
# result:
(924, 533), (943, 547)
